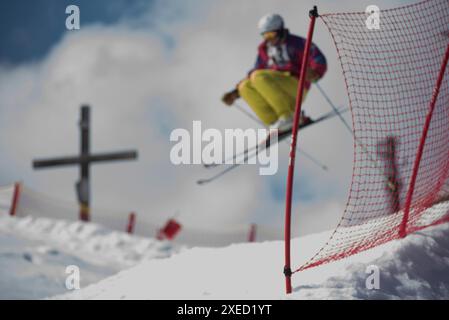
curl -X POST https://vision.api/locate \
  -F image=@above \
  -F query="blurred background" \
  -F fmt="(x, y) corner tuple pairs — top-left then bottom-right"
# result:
(0, 0), (415, 246)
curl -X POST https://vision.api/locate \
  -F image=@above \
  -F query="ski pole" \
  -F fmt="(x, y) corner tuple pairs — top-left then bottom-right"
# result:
(315, 83), (381, 167)
(315, 83), (354, 135)
(314, 83), (401, 193)
(298, 149), (328, 171)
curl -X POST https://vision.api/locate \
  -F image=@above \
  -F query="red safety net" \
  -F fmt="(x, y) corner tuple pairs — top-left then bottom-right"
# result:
(297, 0), (449, 272)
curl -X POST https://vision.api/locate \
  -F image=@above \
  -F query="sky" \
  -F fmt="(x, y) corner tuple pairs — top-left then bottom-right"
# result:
(0, 0), (156, 64)
(0, 0), (417, 244)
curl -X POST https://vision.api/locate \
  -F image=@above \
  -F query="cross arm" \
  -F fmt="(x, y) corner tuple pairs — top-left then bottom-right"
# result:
(33, 150), (138, 169)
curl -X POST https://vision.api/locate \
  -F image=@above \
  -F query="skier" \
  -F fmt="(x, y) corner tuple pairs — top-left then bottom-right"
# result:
(222, 14), (327, 132)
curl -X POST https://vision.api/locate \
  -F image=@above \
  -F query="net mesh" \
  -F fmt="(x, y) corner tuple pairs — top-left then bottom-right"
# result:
(298, 0), (449, 271)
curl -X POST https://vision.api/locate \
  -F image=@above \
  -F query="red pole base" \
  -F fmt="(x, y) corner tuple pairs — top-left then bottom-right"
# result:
(79, 205), (90, 222)
(127, 212), (136, 234)
(285, 273), (292, 294)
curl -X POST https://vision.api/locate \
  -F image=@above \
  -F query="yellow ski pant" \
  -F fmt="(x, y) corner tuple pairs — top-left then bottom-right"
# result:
(237, 70), (308, 126)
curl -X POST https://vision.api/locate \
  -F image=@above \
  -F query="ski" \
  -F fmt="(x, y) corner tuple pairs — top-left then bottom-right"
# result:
(197, 107), (349, 185)
(203, 107), (348, 169)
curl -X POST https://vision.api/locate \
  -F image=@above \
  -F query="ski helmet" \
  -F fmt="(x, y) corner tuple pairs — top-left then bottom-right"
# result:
(258, 14), (284, 34)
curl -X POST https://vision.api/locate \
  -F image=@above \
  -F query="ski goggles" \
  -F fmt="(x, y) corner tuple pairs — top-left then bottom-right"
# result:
(261, 31), (278, 41)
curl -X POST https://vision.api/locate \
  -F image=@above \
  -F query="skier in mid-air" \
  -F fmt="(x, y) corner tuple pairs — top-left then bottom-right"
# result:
(222, 14), (327, 132)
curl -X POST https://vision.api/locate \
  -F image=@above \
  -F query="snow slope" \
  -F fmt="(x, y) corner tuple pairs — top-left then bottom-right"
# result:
(0, 215), (182, 299)
(56, 221), (449, 300)
(2, 200), (448, 300)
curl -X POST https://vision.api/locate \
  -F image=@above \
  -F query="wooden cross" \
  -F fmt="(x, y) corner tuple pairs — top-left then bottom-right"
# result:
(32, 105), (138, 221)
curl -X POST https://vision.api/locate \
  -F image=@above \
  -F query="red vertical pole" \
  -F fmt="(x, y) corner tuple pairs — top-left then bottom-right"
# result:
(284, 6), (318, 294)
(399, 43), (449, 238)
(127, 212), (136, 234)
(248, 224), (257, 242)
(9, 182), (21, 217)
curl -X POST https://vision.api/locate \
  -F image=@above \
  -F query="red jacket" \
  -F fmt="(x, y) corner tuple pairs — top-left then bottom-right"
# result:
(249, 30), (327, 90)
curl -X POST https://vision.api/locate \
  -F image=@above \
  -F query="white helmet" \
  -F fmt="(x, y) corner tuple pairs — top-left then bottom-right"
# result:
(258, 14), (284, 34)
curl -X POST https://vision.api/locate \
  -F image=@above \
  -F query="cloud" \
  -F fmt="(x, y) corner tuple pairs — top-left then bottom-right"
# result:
(0, 0), (414, 245)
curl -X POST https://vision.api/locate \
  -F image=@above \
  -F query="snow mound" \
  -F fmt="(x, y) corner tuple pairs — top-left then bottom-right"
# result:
(0, 215), (182, 299)
(56, 221), (449, 300)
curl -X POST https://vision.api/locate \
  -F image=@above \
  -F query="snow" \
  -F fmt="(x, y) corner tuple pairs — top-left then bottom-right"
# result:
(55, 219), (449, 300)
(2, 201), (449, 299)
(0, 214), (182, 299)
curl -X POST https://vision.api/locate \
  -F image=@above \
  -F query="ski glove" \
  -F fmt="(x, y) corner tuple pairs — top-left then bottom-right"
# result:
(221, 89), (240, 106)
